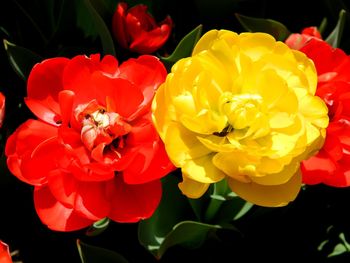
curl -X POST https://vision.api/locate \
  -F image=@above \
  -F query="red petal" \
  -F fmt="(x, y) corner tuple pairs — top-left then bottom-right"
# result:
(300, 38), (347, 75)
(25, 98), (61, 126)
(126, 114), (158, 144)
(69, 160), (115, 182)
(301, 150), (337, 185)
(0, 92), (5, 128)
(301, 26), (322, 38)
(129, 22), (172, 54)
(106, 176), (162, 222)
(74, 182), (111, 221)
(5, 120), (58, 185)
(47, 168), (112, 221)
(112, 2), (129, 49)
(125, 5), (155, 41)
(285, 33), (311, 50)
(62, 55), (129, 111)
(100, 55), (119, 74)
(323, 134), (343, 161)
(127, 4), (157, 30)
(34, 186), (94, 231)
(123, 139), (175, 184)
(58, 126), (82, 148)
(326, 153), (350, 187)
(0, 240), (12, 263)
(47, 170), (77, 207)
(119, 55), (167, 117)
(89, 72), (144, 118)
(58, 90), (75, 126)
(26, 57), (69, 124)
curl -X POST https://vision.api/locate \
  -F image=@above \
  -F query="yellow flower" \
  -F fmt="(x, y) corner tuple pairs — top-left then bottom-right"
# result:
(152, 30), (329, 207)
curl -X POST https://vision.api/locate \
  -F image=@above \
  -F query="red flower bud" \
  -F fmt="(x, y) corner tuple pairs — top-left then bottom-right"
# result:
(112, 3), (173, 54)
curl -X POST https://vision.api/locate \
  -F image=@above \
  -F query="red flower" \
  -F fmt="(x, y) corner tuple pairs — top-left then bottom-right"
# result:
(0, 92), (5, 128)
(5, 54), (175, 231)
(0, 241), (12, 263)
(285, 26), (322, 50)
(294, 37), (350, 186)
(112, 2), (173, 54)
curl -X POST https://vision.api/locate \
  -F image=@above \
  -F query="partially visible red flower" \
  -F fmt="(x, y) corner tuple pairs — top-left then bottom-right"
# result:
(0, 241), (12, 263)
(5, 54), (175, 231)
(285, 26), (322, 50)
(0, 92), (5, 128)
(112, 2), (173, 54)
(293, 37), (350, 187)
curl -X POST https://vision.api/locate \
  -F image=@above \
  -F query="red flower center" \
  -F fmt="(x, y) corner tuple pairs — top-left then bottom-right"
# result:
(75, 100), (132, 152)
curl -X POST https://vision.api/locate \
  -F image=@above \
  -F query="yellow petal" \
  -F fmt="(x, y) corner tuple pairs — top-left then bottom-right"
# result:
(269, 112), (295, 129)
(197, 135), (239, 152)
(299, 95), (329, 128)
(291, 50), (318, 95)
(252, 159), (299, 185)
(183, 154), (225, 183)
(228, 169), (302, 207)
(213, 152), (257, 182)
(180, 109), (227, 135)
(178, 176), (210, 198)
(192, 30), (238, 56)
(239, 32), (276, 61)
(152, 83), (168, 139)
(164, 122), (212, 167)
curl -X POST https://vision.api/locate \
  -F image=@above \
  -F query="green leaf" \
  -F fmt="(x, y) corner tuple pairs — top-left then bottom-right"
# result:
(3, 39), (43, 81)
(75, 0), (116, 56)
(328, 244), (348, 257)
(138, 174), (196, 258)
(328, 233), (350, 258)
(325, 9), (347, 48)
(138, 174), (245, 259)
(159, 24), (203, 68)
(77, 240), (129, 263)
(88, 0), (118, 20)
(235, 13), (291, 41)
(85, 218), (110, 237)
(216, 196), (253, 223)
(318, 17), (328, 36)
(156, 221), (221, 259)
(203, 180), (253, 223)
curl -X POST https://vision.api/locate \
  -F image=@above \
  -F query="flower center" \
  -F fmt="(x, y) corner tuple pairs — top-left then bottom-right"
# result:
(222, 93), (263, 130)
(76, 101), (131, 151)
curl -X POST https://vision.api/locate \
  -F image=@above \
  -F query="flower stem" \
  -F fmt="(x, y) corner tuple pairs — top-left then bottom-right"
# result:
(204, 197), (224, 223)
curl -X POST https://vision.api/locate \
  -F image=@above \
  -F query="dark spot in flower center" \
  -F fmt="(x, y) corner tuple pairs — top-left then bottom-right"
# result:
(213, 125), (233, 137)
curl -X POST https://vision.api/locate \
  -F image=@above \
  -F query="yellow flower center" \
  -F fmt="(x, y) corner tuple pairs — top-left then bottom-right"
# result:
(221, 93), (263, 130)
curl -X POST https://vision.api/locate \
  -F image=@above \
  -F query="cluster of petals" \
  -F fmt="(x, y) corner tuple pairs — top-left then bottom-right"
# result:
(5, 54), (174, 231)
(286, 28), (350, 187)
(112, 2), (173, 54)
(153, 29), (329, 207)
